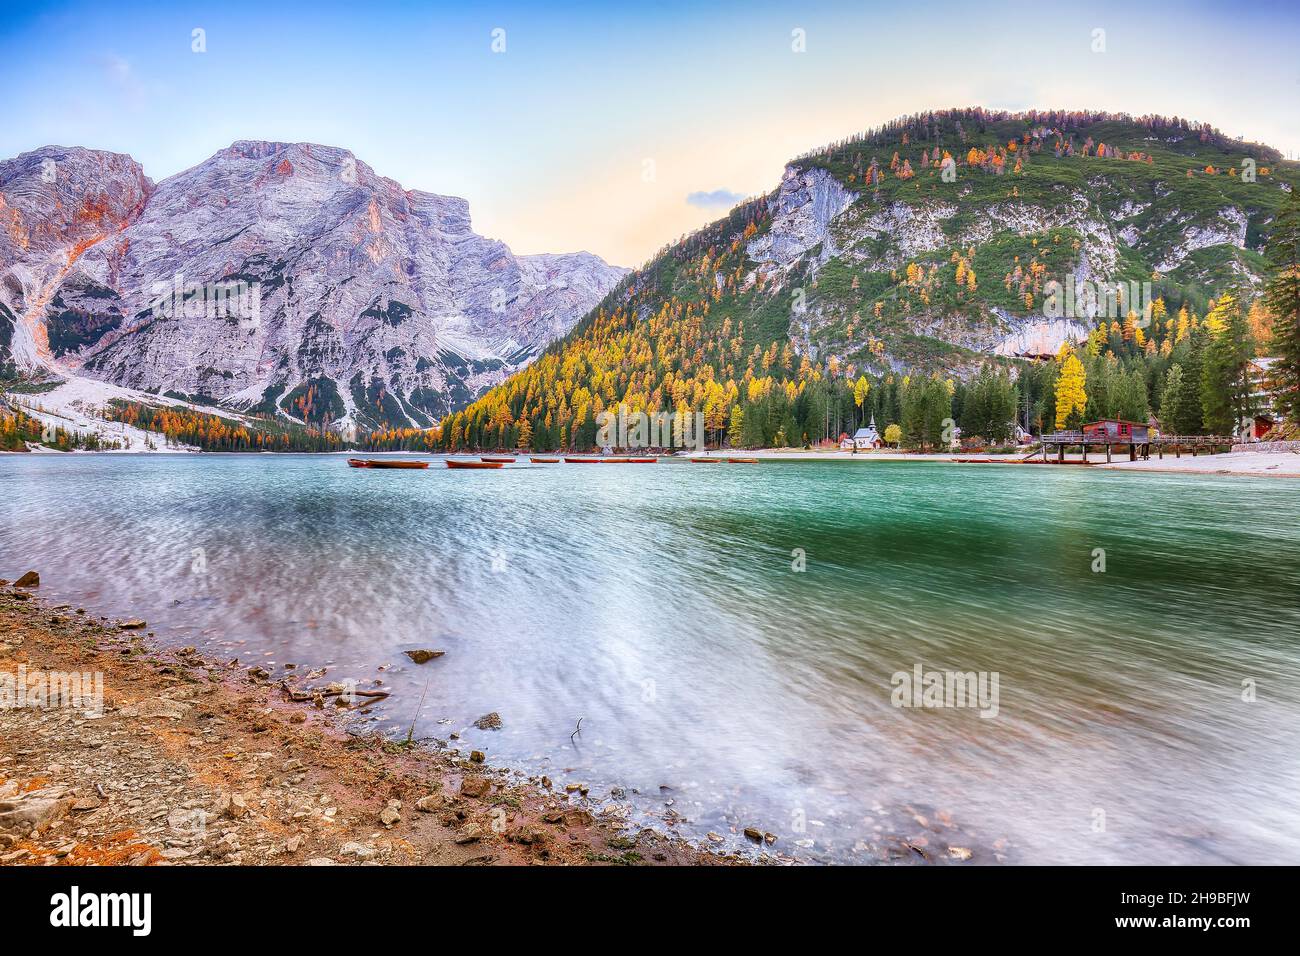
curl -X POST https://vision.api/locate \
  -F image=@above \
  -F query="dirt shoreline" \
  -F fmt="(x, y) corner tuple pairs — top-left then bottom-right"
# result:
(0, 582), (741, 867)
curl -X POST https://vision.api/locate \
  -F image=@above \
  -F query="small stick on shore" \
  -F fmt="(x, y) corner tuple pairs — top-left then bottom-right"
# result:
(407, 673), (434, 745)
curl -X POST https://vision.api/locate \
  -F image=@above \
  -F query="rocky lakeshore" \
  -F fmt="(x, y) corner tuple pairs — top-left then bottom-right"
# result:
(0, 577), (739, 867)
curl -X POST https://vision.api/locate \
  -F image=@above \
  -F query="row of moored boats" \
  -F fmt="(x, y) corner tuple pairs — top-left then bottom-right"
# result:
(348, 455), (759, 470)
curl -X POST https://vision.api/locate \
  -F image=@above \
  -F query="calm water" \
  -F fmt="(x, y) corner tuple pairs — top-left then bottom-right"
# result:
(3, 453), (1299, 864)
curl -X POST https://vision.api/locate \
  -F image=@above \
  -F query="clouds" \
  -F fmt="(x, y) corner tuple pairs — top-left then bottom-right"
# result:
(100, 53), (133, 83)
(97, 53), (147, 109)
(686, 188), (746, 209)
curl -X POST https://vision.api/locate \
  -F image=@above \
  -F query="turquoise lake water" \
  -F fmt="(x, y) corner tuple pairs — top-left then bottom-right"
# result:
(3, 453), (1299, 863)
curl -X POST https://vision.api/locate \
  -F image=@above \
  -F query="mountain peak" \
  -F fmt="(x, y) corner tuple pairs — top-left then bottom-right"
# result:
(0, 140), (627, 430)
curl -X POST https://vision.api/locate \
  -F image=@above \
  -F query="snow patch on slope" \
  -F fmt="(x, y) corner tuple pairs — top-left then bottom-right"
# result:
(4, 374), (257, 452)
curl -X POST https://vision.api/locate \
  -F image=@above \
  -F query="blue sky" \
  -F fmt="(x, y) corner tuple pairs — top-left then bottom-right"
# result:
(2, 0), (1298, 265)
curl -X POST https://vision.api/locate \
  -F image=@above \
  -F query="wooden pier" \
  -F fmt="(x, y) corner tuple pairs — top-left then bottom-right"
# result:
(1038, 432), (1234, 463)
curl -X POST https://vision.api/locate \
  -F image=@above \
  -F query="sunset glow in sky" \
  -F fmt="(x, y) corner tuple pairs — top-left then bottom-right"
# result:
(3, 0), (1298, 267)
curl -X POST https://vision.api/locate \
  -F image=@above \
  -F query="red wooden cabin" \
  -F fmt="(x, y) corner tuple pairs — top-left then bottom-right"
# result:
(1081, 419), (1150, 443)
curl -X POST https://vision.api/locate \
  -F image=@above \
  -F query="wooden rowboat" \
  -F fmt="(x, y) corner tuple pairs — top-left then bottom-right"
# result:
(481, 456), (516, 463)
(564, 457), (602, 463)
(689, 457), (721, 463)
(446, 460), (503, 469)
(348, 458), (429, 469)
(726, 458), (759, 463)
(530, 457), (561, 463)
(627, 458), (657, 463)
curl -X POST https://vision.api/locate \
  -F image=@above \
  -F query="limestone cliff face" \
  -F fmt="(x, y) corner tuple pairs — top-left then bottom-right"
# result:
(742, 145), (1270, 371)
(746, 166), (853, 272)
(0, 147), (153, 372)
(0, 142), (626, 428)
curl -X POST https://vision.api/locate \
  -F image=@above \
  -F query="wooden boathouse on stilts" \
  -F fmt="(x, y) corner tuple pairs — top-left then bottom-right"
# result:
(1038, 419), (1234, 463)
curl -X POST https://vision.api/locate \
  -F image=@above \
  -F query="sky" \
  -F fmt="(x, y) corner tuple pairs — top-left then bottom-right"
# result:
(2, 0), (1298, 268)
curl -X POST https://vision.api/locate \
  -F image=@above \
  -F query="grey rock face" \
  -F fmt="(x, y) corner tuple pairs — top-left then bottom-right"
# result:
(747, 166), (853, 274)
(743, 156), (1257, 374)
(0, 146), (153, 373)
(1153, 206), (1249, 273)
(0, 141), (626, 428)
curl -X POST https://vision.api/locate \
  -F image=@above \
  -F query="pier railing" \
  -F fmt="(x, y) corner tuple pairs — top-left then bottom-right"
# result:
(1039, 432), (1232, 447)
(1035, 432), (1235, 462)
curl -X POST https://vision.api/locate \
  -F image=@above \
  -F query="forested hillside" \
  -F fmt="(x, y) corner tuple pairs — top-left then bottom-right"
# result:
(420, 109), (1297, 451)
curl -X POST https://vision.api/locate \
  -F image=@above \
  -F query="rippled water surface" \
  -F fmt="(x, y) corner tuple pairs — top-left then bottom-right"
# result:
(3, 453), (1299, 863)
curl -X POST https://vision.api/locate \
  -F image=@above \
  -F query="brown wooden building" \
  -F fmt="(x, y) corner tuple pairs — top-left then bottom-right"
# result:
(1081, 419), (1151, 443)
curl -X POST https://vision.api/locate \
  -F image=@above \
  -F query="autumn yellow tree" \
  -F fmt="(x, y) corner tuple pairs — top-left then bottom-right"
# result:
(1054, 347), (1088, 430)
(853, 375), (870, 412)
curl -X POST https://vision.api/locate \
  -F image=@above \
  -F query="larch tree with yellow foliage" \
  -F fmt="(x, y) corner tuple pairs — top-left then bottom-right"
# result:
(853, 375), (870, 416)
(1054, 347), (1088, 430)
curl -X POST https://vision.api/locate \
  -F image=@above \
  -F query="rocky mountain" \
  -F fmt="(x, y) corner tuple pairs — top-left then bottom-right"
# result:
(438, 108), (1297, 450)
(0, 141), (627, 429)
(755, 109), (1293, 371)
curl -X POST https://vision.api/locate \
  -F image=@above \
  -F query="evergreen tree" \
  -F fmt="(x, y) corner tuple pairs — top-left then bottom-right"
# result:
(960, 372), (990, 439)
(900, 377), (926, 448)
(1200, 292), (1253, 435)
(741, 400), (767, 447)
(901, 375), (952, 449)
(1168, 333), (1207, 435)
(925, 376), (953, 448)
(1264, 188), (1300, 423)
(960, 367), (1017, 442)
(1030, 361), (1058, 435)
(1158, 364), (1184, 427)
(777, 410), (798, 448)
(1113, 368), (1150, 422)
(1085, 355), (1117, 421)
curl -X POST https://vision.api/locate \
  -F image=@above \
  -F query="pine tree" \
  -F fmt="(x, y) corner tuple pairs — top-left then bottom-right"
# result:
(961, 371), (991, 440)
(961, 367), (1017, 442)
(1158, 364), (1184, 428)
(1168, 333), (1207, 434)
(1264, 188), (1300, 423)
(741, 401), (767, 448)
(1199, 292), (1253, 435)
(900, 377), (924, 448)
(924, 376), (952, 448)
(1114, 368), (1150, 422)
